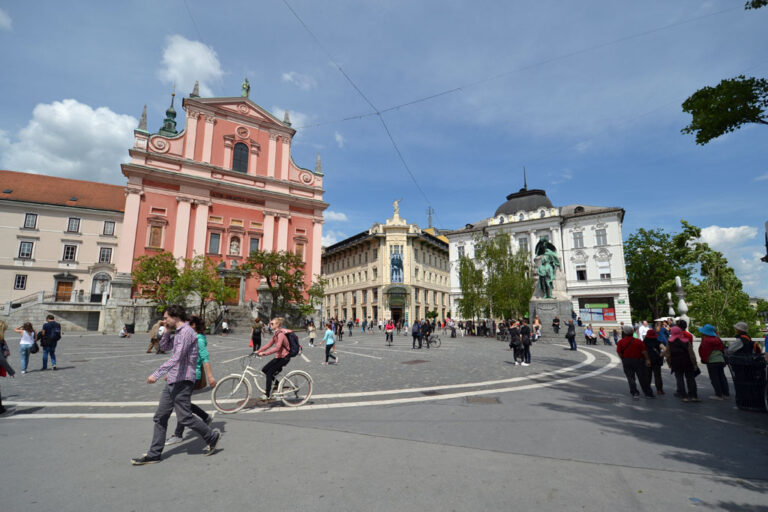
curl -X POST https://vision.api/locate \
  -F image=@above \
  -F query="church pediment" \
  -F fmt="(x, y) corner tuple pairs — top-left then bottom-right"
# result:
(184, 97), (293, 133)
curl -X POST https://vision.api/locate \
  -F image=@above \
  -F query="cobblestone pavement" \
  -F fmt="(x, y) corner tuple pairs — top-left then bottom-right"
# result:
(2, 331), (611, 414)
(2, 330), (768, 512)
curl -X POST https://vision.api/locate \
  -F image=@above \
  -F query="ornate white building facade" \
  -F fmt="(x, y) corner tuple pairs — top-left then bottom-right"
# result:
(321, 207), (450, 325)
(446, 187), (631, 326)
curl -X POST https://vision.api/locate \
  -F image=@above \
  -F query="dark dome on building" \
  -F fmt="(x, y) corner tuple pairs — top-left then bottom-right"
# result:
(494, 188), (553, 217)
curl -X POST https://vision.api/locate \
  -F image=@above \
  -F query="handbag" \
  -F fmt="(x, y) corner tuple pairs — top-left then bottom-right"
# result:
(194, 364), (208, 390)
(29, 341), (40, 354)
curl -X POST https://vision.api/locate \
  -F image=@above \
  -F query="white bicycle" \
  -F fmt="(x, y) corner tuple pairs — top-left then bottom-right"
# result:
(211, 354), (313, 412)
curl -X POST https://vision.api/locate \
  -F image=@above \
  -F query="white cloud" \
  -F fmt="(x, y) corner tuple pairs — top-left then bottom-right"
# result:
(0, 99), (136, 183)
(325, 211), (349, 222)
(550, 168), (573, 185)
(334, 131), (345, 148)
(755, 172), (768, 182)
(699, 225), (768, 298)
(322, 229), (347, 247)
(0, 8), (11, 30)
(281, 71), (317, 91)
(699, 225), (758, 249)
(158, 35), (223, 97)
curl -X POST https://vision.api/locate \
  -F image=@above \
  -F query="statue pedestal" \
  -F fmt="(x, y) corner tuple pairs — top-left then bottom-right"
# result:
(529, 299), (573, 340)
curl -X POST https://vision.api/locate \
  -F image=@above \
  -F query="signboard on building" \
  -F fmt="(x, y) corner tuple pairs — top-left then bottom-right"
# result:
(578, 297), (616, 322)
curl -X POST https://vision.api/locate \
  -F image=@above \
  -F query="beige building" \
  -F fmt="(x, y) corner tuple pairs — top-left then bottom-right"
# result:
(0, 171), (124, 328)
(321, 205), (450, 325)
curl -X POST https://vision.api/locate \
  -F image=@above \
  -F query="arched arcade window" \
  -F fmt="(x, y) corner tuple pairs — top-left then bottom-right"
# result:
(232, 143), (248, 172)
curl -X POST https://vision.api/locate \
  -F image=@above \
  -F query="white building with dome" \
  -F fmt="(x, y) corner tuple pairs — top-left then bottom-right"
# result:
(446, 187), (631, 326)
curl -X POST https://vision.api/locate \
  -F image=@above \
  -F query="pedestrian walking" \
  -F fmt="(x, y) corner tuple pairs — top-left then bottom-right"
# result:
(385, 320), (395, 345)
(322, 322), (338, 365)
(165, 315), (217, 445)
(552, 316), (560, 334)
(250, 317), (264, 352)
(520, 320), (531, 366)
(146, 320), (165, 354)
(14, 322), (36, 374)
(642, 329), (665, 395)
(422, 320), (433, 349)
(697, 324), (729, 400)
(412, 320), (421, 349)
(40, 314), (62, 371)
(509, 321), (523, 364)
(131, 305), (222, 465)
(663, 326), (700, 402)
(308, 321), (316, 348)
(617, 325), (654, 399)
(565, 320), (577, 351)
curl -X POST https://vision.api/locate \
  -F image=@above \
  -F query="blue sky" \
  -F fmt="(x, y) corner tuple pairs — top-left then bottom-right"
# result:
(0, 1), (766, 295)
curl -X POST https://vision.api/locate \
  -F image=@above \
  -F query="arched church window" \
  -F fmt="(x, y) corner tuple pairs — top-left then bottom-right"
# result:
(232, 143), (248, 173)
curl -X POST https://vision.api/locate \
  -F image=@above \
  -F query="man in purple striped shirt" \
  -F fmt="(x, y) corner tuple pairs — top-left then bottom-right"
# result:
(132, 305), (221, 465)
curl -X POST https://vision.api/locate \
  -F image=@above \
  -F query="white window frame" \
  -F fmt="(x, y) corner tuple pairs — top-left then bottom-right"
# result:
(18, 241), (34, 259)
(23, 213), (38, 229)
(103, 220), (115, 236)
(595, 228), (608, 246)
(573, 232), (584, 249)
(14, 274), (27, 290)
(67, 217), (81, 233)
(598, 260), (611, 280)
(208, 232), (221, 254)
(99, 247), (113, 263)
(62, 244), (78, 262)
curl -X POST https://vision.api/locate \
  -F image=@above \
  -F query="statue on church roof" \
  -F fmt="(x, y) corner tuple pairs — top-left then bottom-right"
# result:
(241, 77), (250, 98)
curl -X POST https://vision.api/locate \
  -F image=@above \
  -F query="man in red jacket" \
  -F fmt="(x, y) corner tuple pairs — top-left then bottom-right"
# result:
(617, 325), (654, 400)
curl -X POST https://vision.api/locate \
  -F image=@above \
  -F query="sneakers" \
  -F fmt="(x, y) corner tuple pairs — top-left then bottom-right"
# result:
(521, 362), (530, 367)
(21, 371), (26, 374)
(204, 429), (222, 456)
(632, 394), (640, 400)
(689, 397), (701, 402)
(131, 454), (161, 465)
(514, 361), (520, 366)
(165, 435), (184, 446)
(682, 398), (690, 402)
(52, 365), (56, 371)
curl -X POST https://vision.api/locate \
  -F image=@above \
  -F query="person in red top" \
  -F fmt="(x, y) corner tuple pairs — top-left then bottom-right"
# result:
(617, 325), (654, 399)
(256, 317), (291, 400)
(697, 324), (730, 400)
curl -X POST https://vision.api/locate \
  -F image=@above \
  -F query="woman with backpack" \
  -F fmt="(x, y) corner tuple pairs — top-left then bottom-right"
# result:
(697, 324), (729, 400)
(255, 317), (292, 400)
(663, 326), (700, 402)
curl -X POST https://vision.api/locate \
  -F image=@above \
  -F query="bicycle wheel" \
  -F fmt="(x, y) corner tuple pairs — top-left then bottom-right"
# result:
(211, 374), (252, 413)
(431, 336), (441, 348)
(278, 370), (313, 407)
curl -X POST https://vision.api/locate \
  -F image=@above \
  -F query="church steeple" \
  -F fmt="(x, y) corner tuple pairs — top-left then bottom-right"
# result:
(158, 91), (178, 137)
(137, 105), (148, 132)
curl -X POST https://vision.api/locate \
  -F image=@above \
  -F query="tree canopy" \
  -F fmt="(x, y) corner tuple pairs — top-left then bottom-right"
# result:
(243, 249), (322, 317)
(681, 2), (767, 144)
(456, 234), (534, 320)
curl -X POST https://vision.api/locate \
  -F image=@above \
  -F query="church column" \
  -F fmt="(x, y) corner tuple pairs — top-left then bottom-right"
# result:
(116, 187), (143, 273)
(279, 135), (291, 180)
(267, 132), (278, 178)
(312, 218), (323, 279)
(173, 197), (193, 260)
(223, 136), (233, 169)
(192, 200), (210, 257)
(262, 211), (275, 252)
(183, 110), (200, 159)
(248, 142), (259, 175)
(201, 116), (216, 164)
(276, 214), (289, 251)
(528, 230), (537, 262)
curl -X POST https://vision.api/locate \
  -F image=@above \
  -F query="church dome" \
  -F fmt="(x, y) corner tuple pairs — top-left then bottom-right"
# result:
(494, 188), (552, 217)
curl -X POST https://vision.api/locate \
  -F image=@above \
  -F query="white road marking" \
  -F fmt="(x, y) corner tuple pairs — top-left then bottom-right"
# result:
(333, 349), (382, 360)
(6, 348), (612, 412)
(300, 353), (310, 363)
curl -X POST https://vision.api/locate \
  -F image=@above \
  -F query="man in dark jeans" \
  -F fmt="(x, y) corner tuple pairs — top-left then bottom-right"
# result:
(422, 320), (432, 349)
(256, 317), (292, 400)
(40, 314), (62, 371)
(412, 320), (421, 349)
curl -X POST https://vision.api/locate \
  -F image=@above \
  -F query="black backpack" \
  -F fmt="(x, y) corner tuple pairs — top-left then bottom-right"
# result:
(285, 330), (302, 358)
(47, 323), (62, 342)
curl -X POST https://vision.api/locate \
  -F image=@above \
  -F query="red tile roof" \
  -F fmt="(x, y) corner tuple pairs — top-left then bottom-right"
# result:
(0, 170), (125, 212)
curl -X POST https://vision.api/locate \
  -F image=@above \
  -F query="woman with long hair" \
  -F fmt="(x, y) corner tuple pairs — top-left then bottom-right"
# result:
(14, 322), (35, 374)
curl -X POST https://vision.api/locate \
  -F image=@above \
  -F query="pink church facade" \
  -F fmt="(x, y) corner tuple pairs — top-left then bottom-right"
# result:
(116, 89), (328, 304)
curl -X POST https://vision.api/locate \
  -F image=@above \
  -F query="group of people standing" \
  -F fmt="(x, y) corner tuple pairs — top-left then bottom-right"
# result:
(505, 319), (533, 366)
(618, 319), (764, 402)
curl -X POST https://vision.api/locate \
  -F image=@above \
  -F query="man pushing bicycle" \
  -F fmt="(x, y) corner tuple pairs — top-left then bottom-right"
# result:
(256, 317), (291, 400)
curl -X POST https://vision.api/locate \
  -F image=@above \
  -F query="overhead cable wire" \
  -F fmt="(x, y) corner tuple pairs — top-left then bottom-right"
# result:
(294, 5), (741, 130)
(282, 0), (433, 208)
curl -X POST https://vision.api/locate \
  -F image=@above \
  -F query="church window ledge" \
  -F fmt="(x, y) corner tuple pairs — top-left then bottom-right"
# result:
(144, 246), (164, 252)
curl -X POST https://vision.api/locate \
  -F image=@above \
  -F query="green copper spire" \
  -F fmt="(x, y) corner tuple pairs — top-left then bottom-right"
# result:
(158, 92), (178, 136)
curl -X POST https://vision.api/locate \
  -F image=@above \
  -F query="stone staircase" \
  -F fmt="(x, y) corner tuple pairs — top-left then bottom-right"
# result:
(218, 305), (254, 335)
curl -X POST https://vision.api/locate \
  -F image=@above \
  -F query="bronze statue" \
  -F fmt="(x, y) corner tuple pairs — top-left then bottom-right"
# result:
(535, 238), (561, 299)
(241, 78), (250, 98)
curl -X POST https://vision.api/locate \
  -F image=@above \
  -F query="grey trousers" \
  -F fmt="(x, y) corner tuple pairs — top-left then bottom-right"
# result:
(147, 380), (215, 458)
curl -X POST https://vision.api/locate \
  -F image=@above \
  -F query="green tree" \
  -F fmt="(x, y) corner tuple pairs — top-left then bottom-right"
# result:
(688, 250), (759, 337)
(172, 255), (236, 318)
(456, 234), (534, 321)
(131, 251), (184, 312)
(300, 275), (327, 317)
(456, 254), (487, 321)
(425, 308), (439, 320)
(243, 249), (311, 317)
(681, 2), (767, 144)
